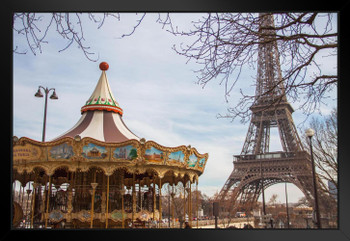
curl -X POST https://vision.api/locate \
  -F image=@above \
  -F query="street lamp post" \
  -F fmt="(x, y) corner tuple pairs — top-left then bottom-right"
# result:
(34, 86), (58, 142)
(285, 182), (290, 228)
(305, 128), (321, 229)
(260, 158), (267, 228)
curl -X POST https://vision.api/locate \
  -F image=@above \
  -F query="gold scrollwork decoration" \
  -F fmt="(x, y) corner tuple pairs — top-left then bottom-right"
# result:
(13, 136), (208, 181)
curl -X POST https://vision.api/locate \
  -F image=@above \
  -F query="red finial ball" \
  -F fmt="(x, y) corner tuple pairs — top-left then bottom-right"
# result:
(99, 62), (109, 71)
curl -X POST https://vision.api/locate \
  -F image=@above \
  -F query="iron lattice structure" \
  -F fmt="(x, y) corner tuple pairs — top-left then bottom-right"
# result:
(216, 13), (321, 215)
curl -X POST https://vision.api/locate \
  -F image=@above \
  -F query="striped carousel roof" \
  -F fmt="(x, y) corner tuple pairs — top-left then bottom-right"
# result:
(52, 62), (139, 143)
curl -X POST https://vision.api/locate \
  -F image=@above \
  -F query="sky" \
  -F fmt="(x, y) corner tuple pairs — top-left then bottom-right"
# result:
(13, 13), (337, 204)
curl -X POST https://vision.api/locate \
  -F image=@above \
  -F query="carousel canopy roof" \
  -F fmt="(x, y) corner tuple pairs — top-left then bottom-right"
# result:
(52, 62), (140, 143)
(81, 62), (123, 115)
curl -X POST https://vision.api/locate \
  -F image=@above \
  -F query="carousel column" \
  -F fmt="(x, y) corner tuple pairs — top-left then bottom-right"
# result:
(158, 178), (162, 228)
(183, 181), (186, 225)
(83, 172), (87, 209)
(22, 174), (28, 212)
(72, 170), (77, 214)
(121, 172), (125, 229)
(18, 182), (24, 205)
(90, 182), (98, 228)
(66, 186), (73, 227)
(101, 174), (106, 228)
(37, 180), (43, 223)
(66, 171), (75, 228)
(188, 180), (192, 227)
(132, 172), (136, 227)
(105, 174), (110, 229)
(139, 179), (142, 213)
(45, 175), (52, 228)
(21, 184), (25, 209)
(153, 175), (156, 222)
(196, 180), (199, 229)
(31, 183), (38, 228)
(171, 185), (175, 228)
(90, 170), (98, 228)
(25, 183), (32, 227)
(40, 181), (47, 223)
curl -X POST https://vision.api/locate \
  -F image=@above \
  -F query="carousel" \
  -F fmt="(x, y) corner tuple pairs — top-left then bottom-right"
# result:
(12, 62), (208, 229)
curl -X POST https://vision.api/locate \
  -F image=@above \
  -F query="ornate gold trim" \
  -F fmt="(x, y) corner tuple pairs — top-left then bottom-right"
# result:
(13, 137), (208, 181)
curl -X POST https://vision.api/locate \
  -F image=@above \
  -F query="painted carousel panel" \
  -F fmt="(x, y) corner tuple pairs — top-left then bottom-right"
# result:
(82, 143), (108, 160)
(144, 146), (164, 162)
(49, 143), (74, 160)
(198, 157), (206, 167)
(188, 154), (198, 167)
(113, 145), (138, 161)
(168, 150), (185, 164)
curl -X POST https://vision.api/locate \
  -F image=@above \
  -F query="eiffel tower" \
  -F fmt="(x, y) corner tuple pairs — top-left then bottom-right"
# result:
(216, 13), (318, 215)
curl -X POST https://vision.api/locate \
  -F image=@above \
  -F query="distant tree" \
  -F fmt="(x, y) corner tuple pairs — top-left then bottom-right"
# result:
(268, 194), (279, 206)
(200, 192), (214, 218)
(301, 108), (337, 225)
(296, 196), (310, 206)
(302, 108), (337, 197)
(160, 183), (208, 225)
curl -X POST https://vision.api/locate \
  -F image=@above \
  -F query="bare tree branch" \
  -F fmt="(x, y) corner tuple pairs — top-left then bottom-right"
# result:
(120, 13), (147, 38)
(169, 13), (337, 123)
(13, 12), (337, 124)
(13, 13), (122, 62)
